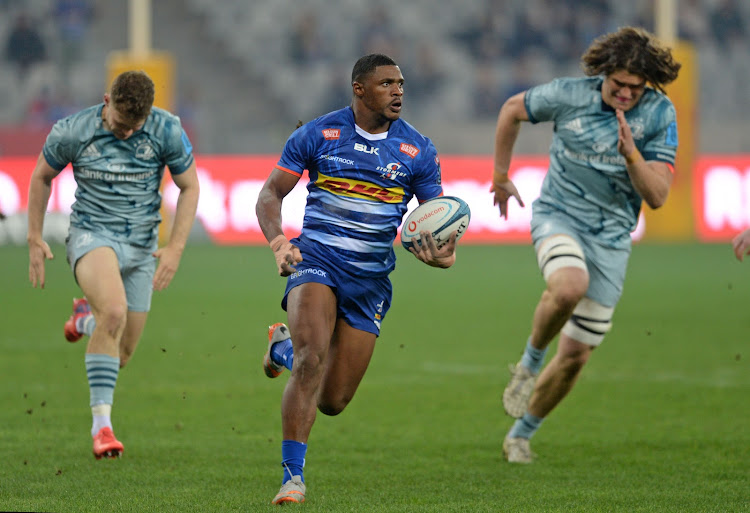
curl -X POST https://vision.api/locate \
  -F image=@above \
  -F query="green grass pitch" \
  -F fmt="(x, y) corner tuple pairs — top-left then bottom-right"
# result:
(0, 243), (748, 512)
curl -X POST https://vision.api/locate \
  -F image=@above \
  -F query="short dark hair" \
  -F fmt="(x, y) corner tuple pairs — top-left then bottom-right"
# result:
(351, 54), (398, 84)
(110, 70), (155, 121)
(581, 27), (681, 93)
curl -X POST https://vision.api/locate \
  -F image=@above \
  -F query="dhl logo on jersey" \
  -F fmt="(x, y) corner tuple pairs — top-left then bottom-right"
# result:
(315, 171), (405, 203)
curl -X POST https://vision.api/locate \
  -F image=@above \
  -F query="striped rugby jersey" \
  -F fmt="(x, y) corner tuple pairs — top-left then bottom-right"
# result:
(525, 76), (678, 248)
(43, 104), (194, 248)
(276, 107), (443, 277)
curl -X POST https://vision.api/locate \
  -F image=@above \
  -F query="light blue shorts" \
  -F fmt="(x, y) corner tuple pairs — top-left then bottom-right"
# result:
(530, 213), (631, 308)
(65, 227), (157, 312)
(281, 239), (393, 336)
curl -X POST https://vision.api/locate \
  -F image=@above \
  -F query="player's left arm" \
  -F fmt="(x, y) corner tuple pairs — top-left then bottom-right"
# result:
(616, 109), (673, 209)
(152, 161), (200, 291)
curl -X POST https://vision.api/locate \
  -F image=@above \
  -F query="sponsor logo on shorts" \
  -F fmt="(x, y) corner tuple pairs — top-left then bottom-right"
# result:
(322, 128), (341, 140)
(373, 299), (384, 329)
(290, 268), (328, 279)
(75, 232), (93, 248)
(399, 143), (419, 158)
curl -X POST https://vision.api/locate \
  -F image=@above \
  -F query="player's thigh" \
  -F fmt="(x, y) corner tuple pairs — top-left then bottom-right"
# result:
(286, 282), (338, 362)
(74, 246), (127, 314)
(580, 240), (629, 308)
(121, 243), (157, 313)
(319, 319), (377, 410)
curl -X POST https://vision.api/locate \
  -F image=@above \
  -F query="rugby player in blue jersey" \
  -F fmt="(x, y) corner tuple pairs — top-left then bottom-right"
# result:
(27, 70), (200, 459)
(490, 27), (681, 463)
(256, 53), (458, 504)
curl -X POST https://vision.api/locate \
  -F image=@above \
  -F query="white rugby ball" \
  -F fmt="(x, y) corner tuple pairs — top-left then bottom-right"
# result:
(400, 196), (471, 250)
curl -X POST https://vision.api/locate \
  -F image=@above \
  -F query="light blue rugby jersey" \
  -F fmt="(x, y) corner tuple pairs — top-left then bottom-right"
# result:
(276, 106), (443, 277)
(525, 76), (678, 248)
(43, 104), (194, 248)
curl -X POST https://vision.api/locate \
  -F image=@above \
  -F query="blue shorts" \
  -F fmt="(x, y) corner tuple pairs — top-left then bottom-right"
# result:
(281, 243), (392, 336)
(530, 212), (631, 308)
(65, 227), (157, 312)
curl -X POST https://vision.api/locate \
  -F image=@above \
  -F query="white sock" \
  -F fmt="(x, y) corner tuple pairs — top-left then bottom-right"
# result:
(76, 314), (96, 336)
(91, 403), (113, 437)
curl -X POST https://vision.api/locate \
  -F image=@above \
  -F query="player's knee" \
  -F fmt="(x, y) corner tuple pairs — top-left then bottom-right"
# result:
(546, 283), (587, 313)
(538, 235), (589, 309)
(294, 349), (325, 372)
(561, 297), (613, 347)
(290, 348), (327, 386)
(119, 346), (134, 368)
(318, 396), (351, 416)
(97, 303), (128, 337)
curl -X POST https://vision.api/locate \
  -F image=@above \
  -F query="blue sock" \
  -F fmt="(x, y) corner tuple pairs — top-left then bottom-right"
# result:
(271, 338), (294, 371)
(281, 440), (307, 483)
(508, 412), (544, 440)
(520, 338), (547, 374)
(85, 354), (120, 406)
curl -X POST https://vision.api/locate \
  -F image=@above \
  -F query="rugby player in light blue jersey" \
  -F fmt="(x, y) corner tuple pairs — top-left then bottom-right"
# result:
(490, 27), (682, 463)
(256, 54), (458, 505)
(732, 228), (750, 261)
(27, 70), (200, 459)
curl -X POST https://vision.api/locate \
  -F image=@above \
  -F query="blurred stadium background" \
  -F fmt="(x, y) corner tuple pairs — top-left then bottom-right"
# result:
(0, 0), (748, 245)
(2, 3), (749, 511)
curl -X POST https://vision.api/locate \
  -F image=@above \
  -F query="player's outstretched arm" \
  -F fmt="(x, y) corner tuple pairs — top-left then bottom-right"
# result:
(27, 152), (60, 289)
(408, 230), (457, 269)
(153, 161), (200, 291)
(491, 92), (527, 219)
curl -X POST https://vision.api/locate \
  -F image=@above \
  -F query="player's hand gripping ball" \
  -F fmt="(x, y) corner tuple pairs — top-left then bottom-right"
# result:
(400, 196), (471, 250)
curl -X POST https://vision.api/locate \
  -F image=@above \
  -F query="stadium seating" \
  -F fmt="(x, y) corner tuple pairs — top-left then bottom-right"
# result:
(0, 0), (749, 154)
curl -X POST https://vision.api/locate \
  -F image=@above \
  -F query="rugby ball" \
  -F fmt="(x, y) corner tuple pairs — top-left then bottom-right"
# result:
(400, 196), (471, 250)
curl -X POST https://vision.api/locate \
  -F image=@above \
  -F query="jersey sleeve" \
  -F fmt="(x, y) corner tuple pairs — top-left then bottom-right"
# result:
(641, 100), (678, 166)
(524, 78), (574, 124)
(411, 139), (443, 202)
(164, 118), (195, 175)
(42, 117), (79, 170)
(276, 123), (320, 177)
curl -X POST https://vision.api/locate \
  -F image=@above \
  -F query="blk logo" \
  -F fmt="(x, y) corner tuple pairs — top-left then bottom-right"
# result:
(354, 143), (379, 155)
